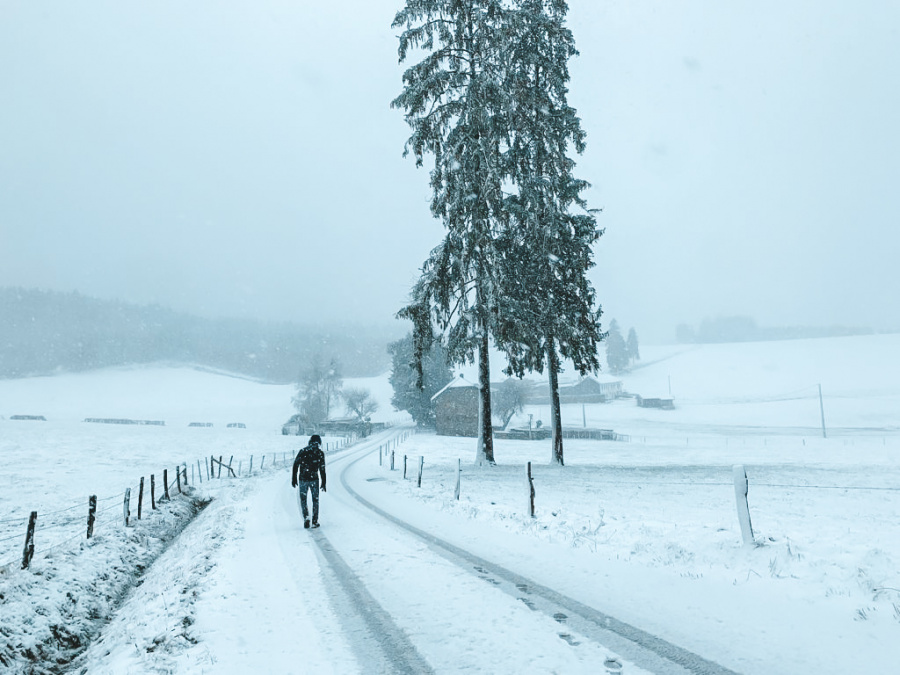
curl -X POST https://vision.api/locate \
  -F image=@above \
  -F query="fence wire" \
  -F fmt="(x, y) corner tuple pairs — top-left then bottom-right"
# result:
(574, 478), (900, 492)
(1, 435), (363, 573)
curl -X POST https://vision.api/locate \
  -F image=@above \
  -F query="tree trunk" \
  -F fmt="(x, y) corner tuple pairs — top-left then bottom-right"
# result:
(476, 325), (495, 465)
(547, 335), (564, 466)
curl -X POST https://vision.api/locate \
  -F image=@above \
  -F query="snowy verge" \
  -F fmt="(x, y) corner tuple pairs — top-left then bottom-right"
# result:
(74, 467), (364, 675)
(355, 432), (900, 673)
(0, 440), (365, 675)
(0, 491), (207, 675)
(70, 477), (256, 674)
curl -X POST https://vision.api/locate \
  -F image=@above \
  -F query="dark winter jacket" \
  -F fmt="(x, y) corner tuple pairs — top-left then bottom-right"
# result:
(292, 443), (326, 488)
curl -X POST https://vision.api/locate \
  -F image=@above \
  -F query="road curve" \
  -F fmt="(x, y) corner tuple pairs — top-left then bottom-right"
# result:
(336, 432), (740, 675)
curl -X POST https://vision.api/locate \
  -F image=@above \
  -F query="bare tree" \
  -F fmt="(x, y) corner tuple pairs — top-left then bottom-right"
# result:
(492, 379), (528, 428)
(343, 387), (379, 422)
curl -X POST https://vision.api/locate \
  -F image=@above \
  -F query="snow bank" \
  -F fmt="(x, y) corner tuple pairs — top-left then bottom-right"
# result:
(0, 491), (204, 674)
(369, 431), (900, 672)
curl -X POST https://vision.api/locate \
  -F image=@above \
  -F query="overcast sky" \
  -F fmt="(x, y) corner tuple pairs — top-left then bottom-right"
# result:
(2, 1), (899, 343)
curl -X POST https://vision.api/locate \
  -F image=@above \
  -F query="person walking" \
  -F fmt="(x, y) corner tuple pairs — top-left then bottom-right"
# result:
(291, 433), (327, 528)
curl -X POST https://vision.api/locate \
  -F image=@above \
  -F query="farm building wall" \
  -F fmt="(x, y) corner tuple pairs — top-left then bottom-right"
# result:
(434, 387), (480, 437)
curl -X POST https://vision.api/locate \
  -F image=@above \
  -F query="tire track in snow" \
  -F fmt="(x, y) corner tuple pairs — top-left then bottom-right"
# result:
(339, 445), (739, 675)
(311, 530), (435, 674)
(305, 433), (435, 674)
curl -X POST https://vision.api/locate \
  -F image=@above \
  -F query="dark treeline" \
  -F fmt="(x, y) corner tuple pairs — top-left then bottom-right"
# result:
(675, 315), (875, 344)
(0, 287), (398, 382)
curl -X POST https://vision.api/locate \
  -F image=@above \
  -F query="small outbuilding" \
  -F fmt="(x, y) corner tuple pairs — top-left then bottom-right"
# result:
(431, 375), (481, 437)
(635, 395), (675, 410)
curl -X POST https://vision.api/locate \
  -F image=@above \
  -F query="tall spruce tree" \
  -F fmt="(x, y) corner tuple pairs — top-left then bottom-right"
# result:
(626, 327), (640, 364)
(394, 0), (603, 466)
(388, 333), (454, 427)
(393, 0), (508, 464)
(605, 319), (628, 374)
(493, 0), (603, 466)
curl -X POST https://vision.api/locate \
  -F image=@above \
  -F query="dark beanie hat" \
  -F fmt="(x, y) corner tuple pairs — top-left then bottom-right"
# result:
(309, 434), (322, 446)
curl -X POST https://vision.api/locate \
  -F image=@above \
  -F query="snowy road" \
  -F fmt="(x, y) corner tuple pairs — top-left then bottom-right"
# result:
(240, 430), (733, 674)
(73, 426), (884, 674)
(307, 437), (630, 673)
(72, 430), (757, 673)
(335, 449), (734, 675)
(286, 435), (638, 673)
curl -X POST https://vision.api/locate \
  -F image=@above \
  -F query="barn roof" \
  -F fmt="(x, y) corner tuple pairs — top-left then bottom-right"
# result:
(431, 374), (481, 401)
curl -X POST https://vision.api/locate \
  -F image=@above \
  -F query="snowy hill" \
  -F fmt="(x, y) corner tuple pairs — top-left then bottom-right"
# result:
(627, 334), (900, 404)
(0, 364), (295, 430)
(458, 333), (900, 435)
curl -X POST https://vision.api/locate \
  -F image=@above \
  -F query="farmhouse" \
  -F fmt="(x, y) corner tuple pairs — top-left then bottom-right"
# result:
(525, 375), (623, 405)
(431, 374), (624, 437)
(431, 375), (481, 437)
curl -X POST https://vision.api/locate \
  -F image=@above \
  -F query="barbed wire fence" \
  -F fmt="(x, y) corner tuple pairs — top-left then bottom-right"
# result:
(0, 431), (367, 576)
(379, 435), (899, 548)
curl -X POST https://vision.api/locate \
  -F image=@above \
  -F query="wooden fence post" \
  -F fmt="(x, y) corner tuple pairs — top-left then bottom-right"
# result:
(163, 469), (170, 500)
(261, 455), (266, 471)
(733, 464), (755, 545)
(249, 455), (254, 474)
(138, 477), (144, 519)
(212, 456), (236, 478)
(123, 488), (131, 526)
(217, 455), (222, 479)
(403, 455), (408, 479)
(87, 495), (97, 539)
(183, 464), (188, 486)
(379, 445), (383, 466)
(454, 459), (461, 500)
(205, 456), (210, 481)
(176, 466), (182, 494)
(417, 456), (424, 488)
(21, 511), (37, 570)
(390, 450), (395, 471)
(151, 474), (156, 510)
(527, 463), (536, 518)
(818, 383), (827, 438)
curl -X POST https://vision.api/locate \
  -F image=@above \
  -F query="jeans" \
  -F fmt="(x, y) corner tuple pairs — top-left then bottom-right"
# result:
(297, 480), (319, 523)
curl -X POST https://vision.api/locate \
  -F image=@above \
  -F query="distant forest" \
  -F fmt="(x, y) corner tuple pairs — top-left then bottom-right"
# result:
(0, 287), (402, 382)
(675, 315), (875, 344)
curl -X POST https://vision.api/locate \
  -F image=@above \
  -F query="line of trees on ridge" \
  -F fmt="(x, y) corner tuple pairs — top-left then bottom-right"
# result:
(0, 287), (395, 382)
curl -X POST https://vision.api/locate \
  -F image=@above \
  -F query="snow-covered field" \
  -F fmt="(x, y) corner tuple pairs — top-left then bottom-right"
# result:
(1, 335), (899, 673)
(0, 365), (410, 560)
